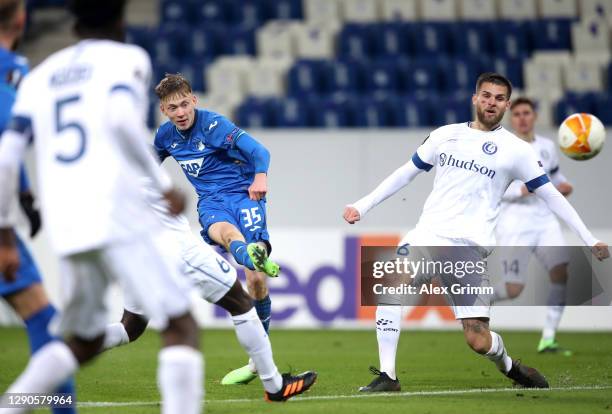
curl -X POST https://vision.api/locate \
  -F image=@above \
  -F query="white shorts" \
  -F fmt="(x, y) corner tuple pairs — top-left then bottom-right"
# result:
(399, 229), (492, 320)
(54, 234), (191, 339)
(123, 229), (237, 315)
(496, 223), (570, 285)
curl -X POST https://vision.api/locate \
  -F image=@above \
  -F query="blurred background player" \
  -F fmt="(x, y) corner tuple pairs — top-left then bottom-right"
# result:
(154, 73), (279, 385)
(494, 97), (574, 355)
(343, 73), (609, 392)
(0, 1), (76, 412)
(102, 181), (317, 402)
(0, 1), (204, 413)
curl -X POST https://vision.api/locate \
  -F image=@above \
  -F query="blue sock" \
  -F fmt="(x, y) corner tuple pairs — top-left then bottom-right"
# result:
(254, 295), (272, 334)
(25, 304), (76, 414)
(229, 240), (255, 270)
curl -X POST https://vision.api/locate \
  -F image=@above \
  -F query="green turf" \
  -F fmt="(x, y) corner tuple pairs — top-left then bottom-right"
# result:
(1, 328), (611, 413)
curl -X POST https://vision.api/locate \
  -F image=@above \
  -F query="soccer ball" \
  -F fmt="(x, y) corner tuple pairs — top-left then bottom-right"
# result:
(558, 113), (606, 161)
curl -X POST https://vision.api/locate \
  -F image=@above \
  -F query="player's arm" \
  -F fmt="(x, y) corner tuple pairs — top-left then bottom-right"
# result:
(501, 180), (529, 201)
(153, 133), (171, 163)
(235, 132), (270, 201)
(108, 88), (184, 215)
(549, 165), (572, 196)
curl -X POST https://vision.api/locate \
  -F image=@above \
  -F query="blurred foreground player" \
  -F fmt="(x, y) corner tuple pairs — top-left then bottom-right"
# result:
(495, 97), (574, 355)
(102, 180), (317, 402)
(344, 73), (609, 392)
(0, 1), (203, 413)
(154, 74), (278, 384)
(0, 1), (75, 412)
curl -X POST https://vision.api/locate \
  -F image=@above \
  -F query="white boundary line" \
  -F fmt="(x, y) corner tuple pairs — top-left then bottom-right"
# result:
(78, 385), (612, 407)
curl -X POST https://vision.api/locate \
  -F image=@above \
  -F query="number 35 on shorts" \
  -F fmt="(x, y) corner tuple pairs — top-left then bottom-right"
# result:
(240, 207), (262, 232)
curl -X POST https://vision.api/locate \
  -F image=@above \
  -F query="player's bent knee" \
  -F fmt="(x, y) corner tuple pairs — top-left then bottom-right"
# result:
(464, 333), (490, 354)
(216, 280), (253, 316)
(121, 309), (149, 342)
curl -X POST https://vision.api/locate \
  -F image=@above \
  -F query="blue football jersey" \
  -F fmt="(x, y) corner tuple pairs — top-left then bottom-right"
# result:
(154, 109), (256, 198)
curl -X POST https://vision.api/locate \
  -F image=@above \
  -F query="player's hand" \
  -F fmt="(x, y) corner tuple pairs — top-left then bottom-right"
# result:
(591, 242), (610, 261)
(162, 188), (186, 216)
(248, 173), (267, 201)
(0, 228), (19, 282)
(19, 191), (42, 238)
(556, 182), (573, 197)
(343, 206), (361, 224)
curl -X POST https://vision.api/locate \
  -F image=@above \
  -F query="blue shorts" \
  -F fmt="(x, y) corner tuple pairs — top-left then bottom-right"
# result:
(0, 235), (42, 297)
(198, 192), (271, 250)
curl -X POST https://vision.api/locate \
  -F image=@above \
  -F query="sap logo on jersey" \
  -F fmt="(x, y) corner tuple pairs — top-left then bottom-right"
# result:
(178, 158), (204, 177)
(439, 153), (496, 179)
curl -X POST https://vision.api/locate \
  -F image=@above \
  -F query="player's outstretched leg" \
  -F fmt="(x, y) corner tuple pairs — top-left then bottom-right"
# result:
(359, 306), (402, 392)
(462, 318), (549, 389)
(247, 243), (279, 277)
(102, 309), (149, 351)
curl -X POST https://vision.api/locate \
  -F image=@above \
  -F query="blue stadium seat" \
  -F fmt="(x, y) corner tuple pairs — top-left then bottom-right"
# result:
(392, 96), (432, 127)
(223, 26), (256, 55)
(490, 57), (524, 89)
(492, 21), (531, 59)
(287, 60), (326, 97)
(274, 98), (312, 127)
(235, 98), (276, 127)
(192, 0), (230, 24)
(265, 0), (303, 20)
(431, 95), (472, 126)
(413, 23), (451, 57)
(402, 58), (441, 93)
(594, 93), (612, 125)
(230, 0), (268, 26)
(322, 60), (365, 94)
(187, 27), (222, 59)
(364, 60), (401, 93)
(441, 58), (483, 93)
(531, 19), (572, 51)
(160, 0), (193, 25)
(450, 22), (492, 58)
(126, 26), (156, 57)
(554, 93), (597, 124)
(338, 24), (375, 60)
(154, 25), (190, 63)
(373, 23), (411, 58)
(310, 95), (352, 128)
(350, 97), (393, 127)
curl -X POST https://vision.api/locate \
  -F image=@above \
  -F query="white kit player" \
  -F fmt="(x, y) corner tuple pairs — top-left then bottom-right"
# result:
(0, 1), (204, 413)
(343, 73), (609, 393)
(494, 97), (574, 355)
(101, 180), (317, 402)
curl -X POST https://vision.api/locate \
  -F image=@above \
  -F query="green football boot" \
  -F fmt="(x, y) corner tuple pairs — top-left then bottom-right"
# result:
(221, 364), (258, 385)
(537, 338), (573, 356)
(247, 243), (280, 277)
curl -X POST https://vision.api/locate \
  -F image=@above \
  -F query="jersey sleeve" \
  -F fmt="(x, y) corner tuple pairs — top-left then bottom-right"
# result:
(205, 113), (243, 151)
(153, 128), (170, 162)
(412, 132), (437, 172)
(511, 142), (549, 192)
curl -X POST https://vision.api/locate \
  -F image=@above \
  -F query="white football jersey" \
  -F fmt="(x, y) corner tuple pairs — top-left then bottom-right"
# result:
(412, 122), (548, 247)
(497, 134), (565, 231)
(11, 40), (162, 255)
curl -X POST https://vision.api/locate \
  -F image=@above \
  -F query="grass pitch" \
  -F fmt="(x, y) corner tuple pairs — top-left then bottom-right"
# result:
(0, 328), (611, 413)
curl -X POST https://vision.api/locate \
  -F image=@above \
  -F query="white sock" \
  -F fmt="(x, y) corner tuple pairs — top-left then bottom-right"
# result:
(492, 281), (510, 302)
(542, 283), (566, 341)
(232, 308), (283, 394)
(376, 306), (402, 380)
(158, 345), (203, 414)
(486, 331), (512, 373)
(103, 322), (130, 350)
(0, 341), (78, 414)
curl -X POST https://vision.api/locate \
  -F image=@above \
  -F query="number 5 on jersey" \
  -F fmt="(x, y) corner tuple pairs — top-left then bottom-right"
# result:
(55, 94), (86, 163)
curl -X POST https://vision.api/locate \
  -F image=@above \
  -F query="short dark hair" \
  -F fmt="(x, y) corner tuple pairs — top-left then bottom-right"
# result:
(475, 72), (512, 99)
(155, 73), (193, 101)
(0, 0), (23, 31)
(510, 97), (536, 112)
(68, 0), (126, 29)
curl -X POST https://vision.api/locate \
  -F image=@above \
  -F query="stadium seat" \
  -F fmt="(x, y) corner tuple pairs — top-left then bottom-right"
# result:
(310, 95), (352, 127)
(431, 95), (472, 125)
(531, 50), (573, 66)
(450, 22), (492, 57)
(126, 26), (155, 57)
(235, 97), (277, 127)
(458, 0), (497, 20)
(487, 57), (524, 89)
(337, 24), (375, 60)
(205, 56), (254, 96)
(363, 59), (401, 93)
(413, 23), (451, 57)
(198, 92), (245, 118)
(231, 0), (268, 27)
(350, 97), (393, 127)
(531, 19), (572, 50)
(441, 58), (483, 92)
(294, 22), (338, 59)
(498, 0), (537, 20)
(392, 96), (432, 126)
(564, 60), (604, 92)
(373, 23), (412, 58)
(154, 25), (190, 63)
(579, 0), (612, 21)
(420, 0), (459, 21)
(381, 0), (418, 21)
(532, 97), (555, 128)
(492, 21), (531, 59)
(256, 21), (296, 59)
(187, 27), (221, 59)
(402, 58), (441, 93)
(287, 60), (326, 96)
(223, 26), (256, 55)
(192, 0), (230, 24)
(538, 0), (578, 18)
(524, 60), (564, 100)
(554, 93), (597, 123)
(571, 19), (610, 54)
(594, 93), (612, 125)
(304, 0), (341, 23)
(174, 59), (209, 92)
(265, 0), (303, 20)
(160, 0), (192, 25)
(321, 60), (365, 94)
(274, 98), (312, 127)
(246, 58), (292, 97)
(339, 0), (380, 22)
